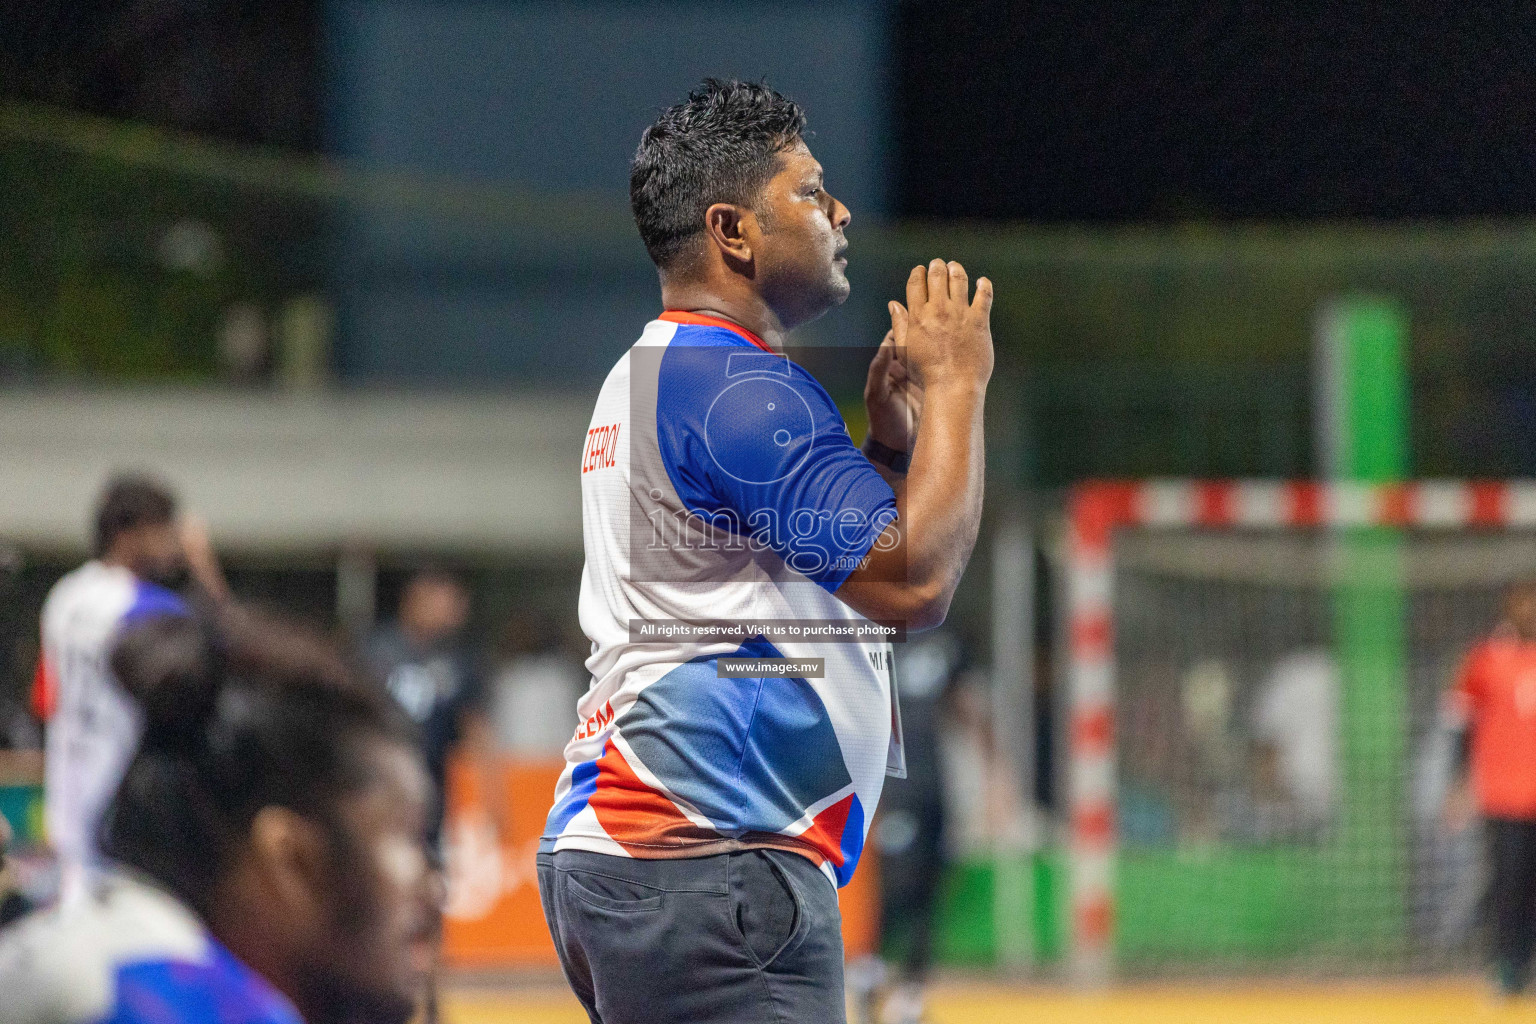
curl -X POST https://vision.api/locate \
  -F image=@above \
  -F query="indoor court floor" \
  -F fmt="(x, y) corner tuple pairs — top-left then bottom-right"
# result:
(442, 979), (1536, 1024)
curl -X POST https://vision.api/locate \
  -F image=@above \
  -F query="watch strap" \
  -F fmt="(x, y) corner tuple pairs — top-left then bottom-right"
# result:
(863, 437), (911, 474)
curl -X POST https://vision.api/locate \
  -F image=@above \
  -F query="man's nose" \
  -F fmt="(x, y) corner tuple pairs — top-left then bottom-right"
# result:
(829, 195), (851, 230)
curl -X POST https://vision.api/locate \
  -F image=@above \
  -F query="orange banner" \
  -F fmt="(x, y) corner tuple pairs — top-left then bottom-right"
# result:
(441, 758), (877, 968)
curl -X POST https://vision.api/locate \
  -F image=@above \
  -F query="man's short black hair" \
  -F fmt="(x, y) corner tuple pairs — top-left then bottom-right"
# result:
(95, 474), (177, 557)
(103, 612), (414, 922)
(630, 78), (807, 270)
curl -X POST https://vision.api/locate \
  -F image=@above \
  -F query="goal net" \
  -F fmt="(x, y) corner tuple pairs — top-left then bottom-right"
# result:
(1062, 480), (1534, 981)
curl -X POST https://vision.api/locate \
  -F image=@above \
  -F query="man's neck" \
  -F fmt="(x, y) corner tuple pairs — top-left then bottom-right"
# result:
(98, 552), (134, 577)
(399, 621), (445, 653)
(208, 895), (309, 1022)
(659, 279), (789, 352)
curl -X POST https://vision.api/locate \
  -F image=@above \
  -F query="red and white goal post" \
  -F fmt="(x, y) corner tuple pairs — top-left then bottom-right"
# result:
(1062, 478), (1534, 984)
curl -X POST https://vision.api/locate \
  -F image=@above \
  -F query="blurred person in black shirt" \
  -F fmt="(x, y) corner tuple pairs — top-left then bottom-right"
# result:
(853, 630), (965, 1024)
(366, 566), (505, 853)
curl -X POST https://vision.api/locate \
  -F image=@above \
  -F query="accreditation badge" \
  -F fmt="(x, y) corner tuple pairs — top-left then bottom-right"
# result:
(882, 642), (907, 779)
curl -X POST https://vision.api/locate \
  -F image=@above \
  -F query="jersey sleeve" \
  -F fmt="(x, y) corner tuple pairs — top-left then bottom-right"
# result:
(121, 581), (191, 626)
(655, 341), (897, 591)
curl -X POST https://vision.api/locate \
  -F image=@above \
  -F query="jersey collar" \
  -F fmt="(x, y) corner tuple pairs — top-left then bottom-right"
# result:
(659, 310), (774, 353)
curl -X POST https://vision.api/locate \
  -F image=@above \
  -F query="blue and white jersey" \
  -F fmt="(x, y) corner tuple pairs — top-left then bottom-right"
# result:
(0, 871), (301, 1024)
(543, 311), (900, 887)
(37, 562), (189, 884)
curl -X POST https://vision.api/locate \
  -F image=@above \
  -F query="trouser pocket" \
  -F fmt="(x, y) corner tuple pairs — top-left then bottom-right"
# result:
(564, 869), (666, 913)
(730, 849), (805, 969)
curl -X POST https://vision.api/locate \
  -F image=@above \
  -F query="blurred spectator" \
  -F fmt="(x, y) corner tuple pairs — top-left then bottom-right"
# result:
(489, 611), (585, 759)
(366, 566), (504, 852)
(1413, 688), (1483, 952)
(852, 631), (965, 1024)
(1443, 579), (1536, 996)
(1177, 658), (1239, 842)
(35, 475), (230, 907)
(1250, 649), (1340, 827)
(0, 614), (439, 1024)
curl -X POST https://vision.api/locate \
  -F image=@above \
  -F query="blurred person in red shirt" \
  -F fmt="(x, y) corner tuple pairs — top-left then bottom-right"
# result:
(1445, 579), (1536, 996)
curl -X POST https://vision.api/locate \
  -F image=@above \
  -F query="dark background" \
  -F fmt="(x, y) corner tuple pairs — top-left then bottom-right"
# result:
(0, 1), (323, 152)
(9, 2), (1536, 222)
(895, 2), (1536, 222)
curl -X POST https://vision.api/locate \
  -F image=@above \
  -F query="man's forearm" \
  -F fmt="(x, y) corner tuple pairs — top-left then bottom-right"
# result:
(900, 378), (986, 606)
(838, 259), (992, 626)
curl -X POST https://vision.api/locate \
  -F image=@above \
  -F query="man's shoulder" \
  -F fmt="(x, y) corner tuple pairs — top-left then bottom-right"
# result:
(44, 560), (123, 605)
(1470, 635), (1519, 666)
(41, 562), (138, 638)
(113, 938), (302, 1024)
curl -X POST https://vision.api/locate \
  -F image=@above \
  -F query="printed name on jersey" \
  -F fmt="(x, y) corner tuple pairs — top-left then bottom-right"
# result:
(582, 423), (621, 473)
(573, 699), (614, 741)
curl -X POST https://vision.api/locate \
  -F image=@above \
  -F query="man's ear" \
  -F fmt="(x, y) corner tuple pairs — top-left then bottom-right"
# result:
(248, 805), (330, 911)
(703, 202), (756, 268)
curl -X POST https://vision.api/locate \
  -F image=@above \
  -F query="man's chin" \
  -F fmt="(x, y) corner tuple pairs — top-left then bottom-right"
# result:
(769, 272), (850, 328)
(137, 564), (189, 590)
(831, 265), (851, 302)
(309, 985), (417, 1024)
(301, 967), (419, 1024)
(809, 274), (850, 315)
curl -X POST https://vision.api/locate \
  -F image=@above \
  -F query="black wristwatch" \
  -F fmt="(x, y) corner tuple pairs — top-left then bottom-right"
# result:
(862, 437), (911, 474)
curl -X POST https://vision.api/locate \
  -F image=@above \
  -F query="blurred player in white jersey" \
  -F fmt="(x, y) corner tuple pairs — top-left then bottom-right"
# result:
(31, 474), (230, 905)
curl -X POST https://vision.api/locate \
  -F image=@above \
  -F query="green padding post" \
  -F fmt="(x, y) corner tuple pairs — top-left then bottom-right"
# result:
(1333, 302), (1409, 480)
(1333, 537), (1408, 954)
(1317, 297), (1409, 959)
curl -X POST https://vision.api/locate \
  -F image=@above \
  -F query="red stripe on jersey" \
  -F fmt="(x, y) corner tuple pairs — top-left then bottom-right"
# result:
(795, 792), (854, 869)
(659, 310), (773, 353)
(587, 740), (719, 853)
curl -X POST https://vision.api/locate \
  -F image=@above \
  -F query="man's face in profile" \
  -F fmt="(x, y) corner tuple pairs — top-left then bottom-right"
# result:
(307, 739), (440, 1024)
(122, 520), (187, 588)
(752, 140), (852, 327)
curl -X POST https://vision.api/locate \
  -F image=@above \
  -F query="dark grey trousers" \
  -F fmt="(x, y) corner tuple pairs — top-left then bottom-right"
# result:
(1488, 817), (1536, 992)
(537, 848), (846, 1023)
